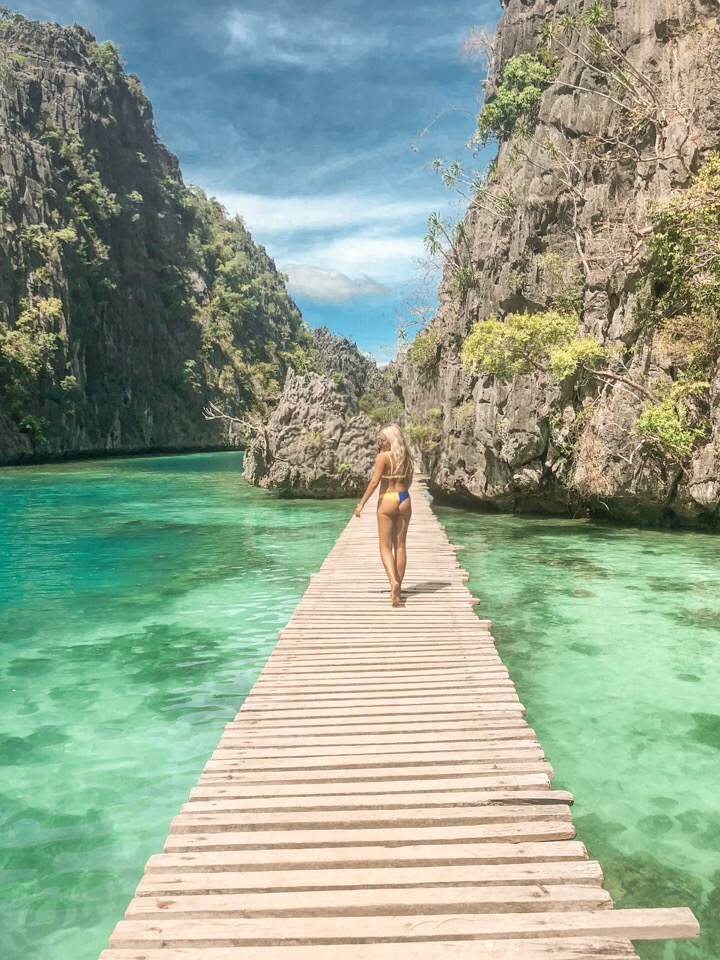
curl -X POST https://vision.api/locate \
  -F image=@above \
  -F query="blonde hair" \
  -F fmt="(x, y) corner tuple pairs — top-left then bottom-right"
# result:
(380, 423), (413, 478)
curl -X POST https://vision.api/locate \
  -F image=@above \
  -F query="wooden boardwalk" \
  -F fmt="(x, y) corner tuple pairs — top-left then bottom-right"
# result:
(100, 482), (699, 959)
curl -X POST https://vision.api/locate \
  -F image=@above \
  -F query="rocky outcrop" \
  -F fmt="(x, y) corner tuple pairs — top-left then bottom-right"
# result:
(0, 15), (308, 463)
(400, 0), (720, 527)
(310, 326), (386, 399)
(242, 369), (377, 498)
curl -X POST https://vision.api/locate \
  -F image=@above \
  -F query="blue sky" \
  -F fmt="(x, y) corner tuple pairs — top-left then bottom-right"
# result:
(14, 0), (501, 361)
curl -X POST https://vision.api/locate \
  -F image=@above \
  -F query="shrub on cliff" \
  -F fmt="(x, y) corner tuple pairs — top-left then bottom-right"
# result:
(461, 308), (710, 465)
(475, 51), (561, 145)
(647, 152), (720, 364)
(407, 328), (440, 376)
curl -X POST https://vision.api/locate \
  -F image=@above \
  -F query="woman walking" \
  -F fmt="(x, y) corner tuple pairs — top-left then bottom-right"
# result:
(355, 423), (413, 607)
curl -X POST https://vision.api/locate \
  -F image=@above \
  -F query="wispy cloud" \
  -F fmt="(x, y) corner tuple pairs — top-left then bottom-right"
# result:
(298, 231), (423, 283)
(284, 265), (388, 303)
(214, 191), (434, 234)
(223, 8), (384, 70)
(215, 189), (430, 295)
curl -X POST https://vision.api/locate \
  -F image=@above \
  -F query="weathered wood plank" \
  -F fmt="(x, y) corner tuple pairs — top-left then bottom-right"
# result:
(108, 908), (699, 947)
(135, 861), (605, 895)
(185, 788), (573, 808)
(98, 939), (640, 959)
(194, 774), (554, 795)
(198, 761), (555, 783)
(205, 750), (549, 771)
(125, 885), (612, 919)
(212, 743), (545, 761)
(169, 804), (573, 832)
(145, 840), (592, 874)
(162, 820), (577, 853)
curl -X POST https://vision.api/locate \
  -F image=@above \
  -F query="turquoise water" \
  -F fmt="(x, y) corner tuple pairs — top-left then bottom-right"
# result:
(0, 453), (351, 959)
(435, 506), (720, 960)
(2, 457), (719, 959)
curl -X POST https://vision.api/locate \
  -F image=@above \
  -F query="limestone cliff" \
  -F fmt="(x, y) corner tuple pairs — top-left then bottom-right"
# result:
(0, 14), (309, 463)
(400, 0), (720, 526)
(242, 327), (400, 497)
(242, 368), (378, 498)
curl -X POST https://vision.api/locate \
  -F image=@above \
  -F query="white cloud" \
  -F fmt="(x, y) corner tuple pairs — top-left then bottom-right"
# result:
(224, 9), (384, 70)
(214, 191), (434, 291)
(214, 191), (434, 234)
(299, 232), (424, 283)
(284, 265), (388, 303)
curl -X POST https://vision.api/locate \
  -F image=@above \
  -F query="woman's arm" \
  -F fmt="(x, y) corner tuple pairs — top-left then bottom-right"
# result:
(354, 453), (387, 517)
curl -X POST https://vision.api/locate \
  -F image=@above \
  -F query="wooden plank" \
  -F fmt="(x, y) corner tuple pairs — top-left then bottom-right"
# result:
(205, 749), (548, 770)
(145, 840), (592, 873)
(234, 705), (527, 720)
(199, 760), (554, 782)
(212, 743), (545, 760)
(218, 730), (538, 746)
(224, 718), (533, 734)
(136, 861), (605, 895)
(108, 908), (699, 947)
(186, 788), (573, 808)
(194, 774), (554, 795)
(162, 821), (577, 853)
(169, 805), (573, 832)
(125, 885), (612, 918)
(100, 941), (640, 960)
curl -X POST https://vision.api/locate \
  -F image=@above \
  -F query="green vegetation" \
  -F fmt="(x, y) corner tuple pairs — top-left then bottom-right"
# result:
(0, 298), (61, 440)
(537, 253), (584, 313)
(633, 379), (710, 460)
(181, 185), (312, 411)
(451, 399), (476, 433)
(0, 6), (26, 24)
(38, 125), (120, 285)
(647, 153), (720, 340)
(301, 430), (324, 451)
(407, 328), (439, 376)
(406, 408), (443, 452)
(475, 50), (561, 146)
(87, 40), (123, 76)
(359, 393), (404, 425)
(461, 309), (605, 380)
(461, 306), (712, 463)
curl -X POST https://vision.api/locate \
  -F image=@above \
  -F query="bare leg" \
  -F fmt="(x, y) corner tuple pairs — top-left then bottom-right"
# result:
(394, 501), (412, 587)
(377, 500), (400, 605)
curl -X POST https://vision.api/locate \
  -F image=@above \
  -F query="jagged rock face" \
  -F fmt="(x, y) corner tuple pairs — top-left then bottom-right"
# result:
(243, 370), (377, 498)
(0, 18), (306, 463)
(400, 0), (720, 526)
(311, 326), (385, 399)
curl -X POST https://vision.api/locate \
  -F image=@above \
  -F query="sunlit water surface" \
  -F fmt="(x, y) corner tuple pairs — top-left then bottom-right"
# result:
(435, 505), (720, 960)
(0, 453), (351, 959)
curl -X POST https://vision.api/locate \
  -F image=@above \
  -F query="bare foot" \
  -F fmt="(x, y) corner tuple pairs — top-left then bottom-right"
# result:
(391, 582), (401, 607)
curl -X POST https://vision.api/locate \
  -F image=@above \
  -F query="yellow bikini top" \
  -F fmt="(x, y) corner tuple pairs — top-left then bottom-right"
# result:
(381, 452), (411, 480)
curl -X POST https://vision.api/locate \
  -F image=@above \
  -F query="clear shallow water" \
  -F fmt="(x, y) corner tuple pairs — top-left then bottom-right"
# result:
(435, 506), (720, 960)
(0, 453), (351, 960)
(2, 457), (719, 960)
